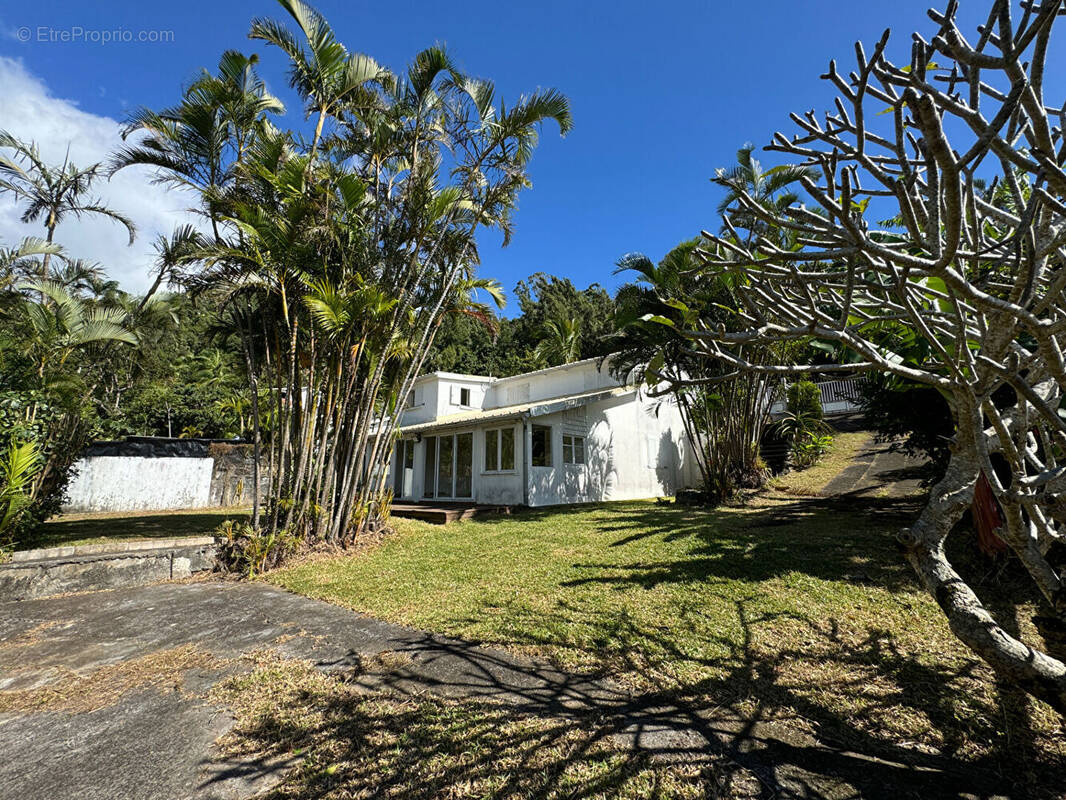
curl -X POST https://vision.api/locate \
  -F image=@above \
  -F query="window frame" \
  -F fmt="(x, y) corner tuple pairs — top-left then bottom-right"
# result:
(483, 426), (516, 473)
(459, 387), (471, 407)
(562, 433), (586, 466)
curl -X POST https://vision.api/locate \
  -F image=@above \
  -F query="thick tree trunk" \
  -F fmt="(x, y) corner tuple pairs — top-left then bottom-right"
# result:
(899, 444), (1066, 715)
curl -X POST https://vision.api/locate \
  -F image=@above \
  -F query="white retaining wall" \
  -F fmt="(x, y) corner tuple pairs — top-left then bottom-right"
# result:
(64, 456), (215, 513)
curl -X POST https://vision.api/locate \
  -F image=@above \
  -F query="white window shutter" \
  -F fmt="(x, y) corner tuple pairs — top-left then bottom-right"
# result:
(450, 385), (458, 404)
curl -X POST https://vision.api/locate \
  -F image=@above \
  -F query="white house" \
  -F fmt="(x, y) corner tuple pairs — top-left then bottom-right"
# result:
(388, 358), (700, 507)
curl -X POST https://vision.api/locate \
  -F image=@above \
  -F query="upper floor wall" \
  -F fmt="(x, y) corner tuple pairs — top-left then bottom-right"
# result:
(484, 358), (620, 409)
(399, 358), (624, 427)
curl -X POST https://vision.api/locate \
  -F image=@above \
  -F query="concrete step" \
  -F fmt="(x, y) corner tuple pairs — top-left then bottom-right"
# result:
(1, 538), (217, 601)
(391, 503), (514, 524)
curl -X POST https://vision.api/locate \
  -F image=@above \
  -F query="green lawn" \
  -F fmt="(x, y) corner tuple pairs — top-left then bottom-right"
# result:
(21, 507), (249, 550)
(272, 489), (1064, 789)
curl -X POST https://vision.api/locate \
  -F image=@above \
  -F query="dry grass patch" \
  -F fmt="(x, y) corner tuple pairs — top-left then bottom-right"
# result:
(0, 644), (223, 713)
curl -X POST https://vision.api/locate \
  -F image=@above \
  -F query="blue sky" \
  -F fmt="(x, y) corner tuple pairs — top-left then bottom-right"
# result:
(0, 0), (1046, 310)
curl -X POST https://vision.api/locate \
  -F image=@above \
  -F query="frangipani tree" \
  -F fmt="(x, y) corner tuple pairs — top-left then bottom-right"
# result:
(655, 0), (1066, 712)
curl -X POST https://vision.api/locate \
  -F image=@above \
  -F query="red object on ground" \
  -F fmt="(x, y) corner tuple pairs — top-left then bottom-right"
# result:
(973, 470), (1008, 557)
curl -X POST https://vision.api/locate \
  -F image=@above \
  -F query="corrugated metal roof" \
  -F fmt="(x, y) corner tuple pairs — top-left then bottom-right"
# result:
(396, 386), (633, 435)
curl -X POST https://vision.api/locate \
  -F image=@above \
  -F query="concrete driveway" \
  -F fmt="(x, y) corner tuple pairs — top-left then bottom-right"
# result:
(0, 580), (614, 800)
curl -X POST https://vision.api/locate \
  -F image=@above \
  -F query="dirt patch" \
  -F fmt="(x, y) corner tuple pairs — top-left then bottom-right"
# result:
(0, 644), (224, 714)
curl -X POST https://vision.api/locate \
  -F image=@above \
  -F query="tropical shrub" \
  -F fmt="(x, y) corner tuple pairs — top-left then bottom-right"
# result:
(0, 438), (41, 551)
(214, 519), (299, 577)
(786, 380), (822, 420)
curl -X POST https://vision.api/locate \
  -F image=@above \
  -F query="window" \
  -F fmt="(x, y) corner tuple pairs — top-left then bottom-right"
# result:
(531, 424), (552, 467)
(484, 426), (515, 472)
(393, 439), (415, 496)
(485, 429), (498, 471)
(405, 390), (415, 409)
(450, 385), (472, 407)
(501, 427), (515, 470)
(563, 434), (586, 465)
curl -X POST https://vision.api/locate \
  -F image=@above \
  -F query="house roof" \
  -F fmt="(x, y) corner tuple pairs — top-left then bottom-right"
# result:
(409, 356), (616, 388)
(396, 386), (633, 436)
(412, 371), (497, 385)
(489, 356), (611, 387)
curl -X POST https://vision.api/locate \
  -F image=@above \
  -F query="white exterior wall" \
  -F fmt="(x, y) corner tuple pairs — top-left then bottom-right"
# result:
(525, 390), (697, 507)
(64, 456), (215, 512)
(486, 360), (614, 409)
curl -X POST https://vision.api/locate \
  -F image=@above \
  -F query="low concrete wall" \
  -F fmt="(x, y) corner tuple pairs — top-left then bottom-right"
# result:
(63, 439), (262, 513)
(0, 539), (217, 601)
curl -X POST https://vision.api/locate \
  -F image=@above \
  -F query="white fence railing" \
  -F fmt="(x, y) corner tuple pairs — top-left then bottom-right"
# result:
(770, 378), (863, 417)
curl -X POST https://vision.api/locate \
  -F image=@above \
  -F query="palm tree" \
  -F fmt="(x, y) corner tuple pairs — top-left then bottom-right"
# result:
(140, 225), (205, 309)
(612, 239), (786, 501)
(0, 237), (63, 289)
(713, 143), (815, 243)
(14, 280), (139, 377)
(110, 52), (284, 239)
(142, 0), (571, 547)
(0, 132), (135, 276)
(249, 0), (391, 162)
(533, 316), (582, 366)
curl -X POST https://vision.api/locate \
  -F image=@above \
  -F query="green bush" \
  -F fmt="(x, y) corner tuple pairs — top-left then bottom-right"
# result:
(0, 438), (41, 553)
(787, 379), (823, 419)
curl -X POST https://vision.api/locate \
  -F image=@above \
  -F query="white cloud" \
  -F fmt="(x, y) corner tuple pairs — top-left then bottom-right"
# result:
(0, 56), (199, 293)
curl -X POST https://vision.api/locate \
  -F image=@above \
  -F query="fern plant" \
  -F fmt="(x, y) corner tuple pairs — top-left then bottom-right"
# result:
(0, 439), (42, 549)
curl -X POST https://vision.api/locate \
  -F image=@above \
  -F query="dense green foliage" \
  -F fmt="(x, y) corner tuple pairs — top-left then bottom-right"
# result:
(422, 273), (617, 376)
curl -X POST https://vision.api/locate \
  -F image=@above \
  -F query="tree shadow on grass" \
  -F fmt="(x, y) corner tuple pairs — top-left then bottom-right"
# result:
(561, 494), (924, 593)
(397, 496), (1062, 797)
(205, 597), (1063, 799)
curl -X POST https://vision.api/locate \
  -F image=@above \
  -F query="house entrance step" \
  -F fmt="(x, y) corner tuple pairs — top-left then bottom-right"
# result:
(391, 503), (514, 525)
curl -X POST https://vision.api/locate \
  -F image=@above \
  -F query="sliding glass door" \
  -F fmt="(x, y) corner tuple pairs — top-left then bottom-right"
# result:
(422, 432), (473, 499)
(455, 433), (473, 498)
(393, 439), (415, 498)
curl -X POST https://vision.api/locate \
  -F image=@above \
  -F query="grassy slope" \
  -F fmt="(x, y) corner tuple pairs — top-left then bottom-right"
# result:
(272, 458), (1063, 783)
(770, 430), (870, 496)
